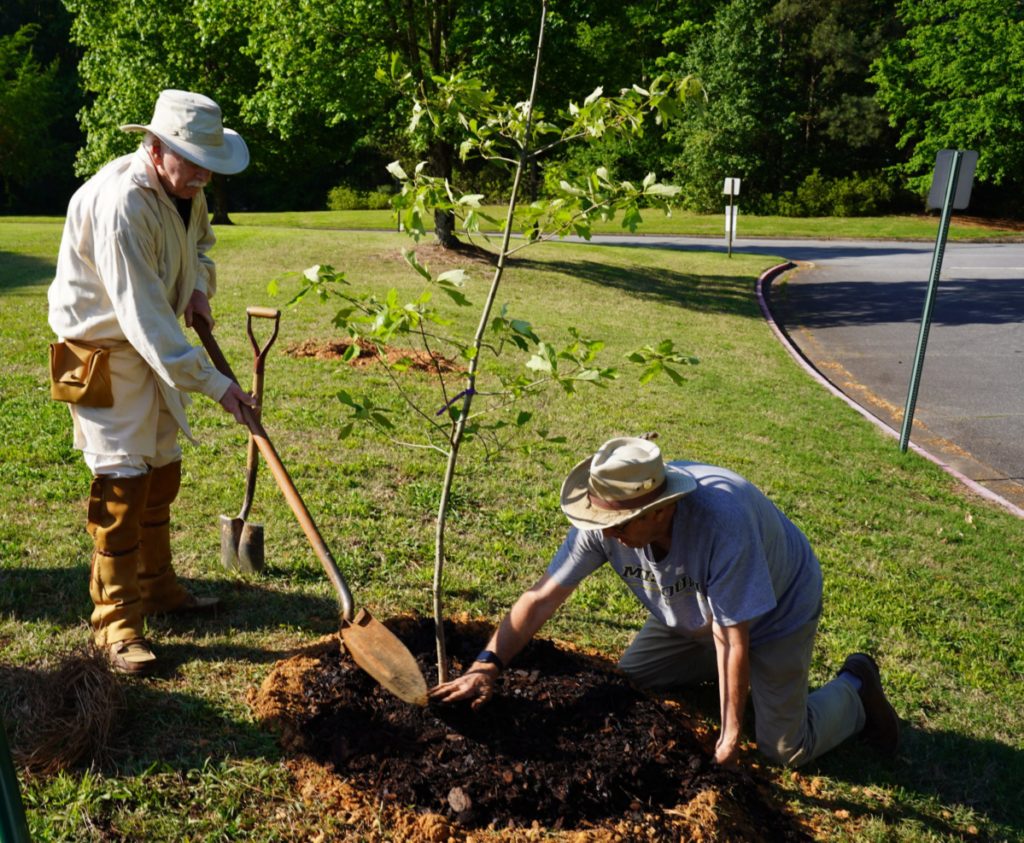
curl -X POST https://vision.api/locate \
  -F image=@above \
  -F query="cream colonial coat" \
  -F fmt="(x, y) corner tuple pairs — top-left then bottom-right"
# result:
(48, 147), (232, 459)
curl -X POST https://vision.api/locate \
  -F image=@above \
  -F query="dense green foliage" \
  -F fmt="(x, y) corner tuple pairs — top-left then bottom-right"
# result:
(872, 0), (1024, 197)
(0, 0), (1021, 216)
(0, 1), (80, 212)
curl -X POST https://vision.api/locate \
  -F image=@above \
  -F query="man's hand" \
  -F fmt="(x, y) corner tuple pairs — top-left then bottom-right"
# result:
(429, 668), (497, 711)
(184, 289), (213, 329)
(219, 382), (257, 424)
(714, 732), (740, 767)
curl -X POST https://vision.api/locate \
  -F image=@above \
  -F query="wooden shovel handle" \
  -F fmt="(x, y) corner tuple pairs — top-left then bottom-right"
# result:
(194, 315), (354, 621)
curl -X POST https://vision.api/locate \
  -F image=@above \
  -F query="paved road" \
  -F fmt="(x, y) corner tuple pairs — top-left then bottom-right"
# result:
(588, 234), (1024, 514)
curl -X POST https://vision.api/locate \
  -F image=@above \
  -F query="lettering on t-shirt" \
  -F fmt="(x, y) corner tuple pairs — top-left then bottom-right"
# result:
(621, 565), (701, 600)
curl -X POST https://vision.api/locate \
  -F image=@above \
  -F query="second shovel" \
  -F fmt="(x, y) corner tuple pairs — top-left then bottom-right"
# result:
(221, 306), (281, 574)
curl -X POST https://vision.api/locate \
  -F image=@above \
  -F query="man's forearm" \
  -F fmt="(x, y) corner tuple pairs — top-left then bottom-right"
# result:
(713, 621), (751, 761)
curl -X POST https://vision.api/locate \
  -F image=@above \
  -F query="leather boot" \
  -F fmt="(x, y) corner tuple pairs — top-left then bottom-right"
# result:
(139, 461), (219, 615)
(88, 473), (157, 673)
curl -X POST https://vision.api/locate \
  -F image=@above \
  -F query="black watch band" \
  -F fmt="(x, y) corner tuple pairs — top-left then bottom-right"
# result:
(474, 649), (505, 671)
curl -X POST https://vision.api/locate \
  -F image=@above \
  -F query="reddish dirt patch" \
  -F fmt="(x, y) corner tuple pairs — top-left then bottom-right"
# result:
(249, 617), (810, 842)
(287, 337), (463, 373)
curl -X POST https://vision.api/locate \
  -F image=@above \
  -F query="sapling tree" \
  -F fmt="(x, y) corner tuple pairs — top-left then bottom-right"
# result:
(281, 0), (703, 681)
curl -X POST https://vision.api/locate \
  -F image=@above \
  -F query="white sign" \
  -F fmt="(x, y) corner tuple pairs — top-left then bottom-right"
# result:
(723, 177), (741, 196)
(926, 150), (977, 210)
(724, 206), (737, 236)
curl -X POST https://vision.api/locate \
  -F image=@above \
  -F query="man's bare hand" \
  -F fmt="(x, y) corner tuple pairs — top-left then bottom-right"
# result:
(184, 289), (213, 329)
(219, 382), (257, 424)
(713, 732), (740, 767)
(429, 669), (496, 710)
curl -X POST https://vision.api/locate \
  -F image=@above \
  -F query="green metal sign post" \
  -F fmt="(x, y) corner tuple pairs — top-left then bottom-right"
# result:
(899, 149), (977, 453)
(0, 722), (30, 843)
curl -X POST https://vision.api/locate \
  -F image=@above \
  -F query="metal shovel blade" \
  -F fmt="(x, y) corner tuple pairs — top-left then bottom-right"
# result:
(219, 514), (265, 574)
(341, 608), (428, 706)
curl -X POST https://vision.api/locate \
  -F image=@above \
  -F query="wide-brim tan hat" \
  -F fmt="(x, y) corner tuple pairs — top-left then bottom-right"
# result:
(560, 437), (697, 530)
(121, 89), (249, 175)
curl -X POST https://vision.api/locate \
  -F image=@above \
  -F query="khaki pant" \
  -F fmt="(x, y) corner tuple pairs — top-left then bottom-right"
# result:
(617, 614), (865, 767)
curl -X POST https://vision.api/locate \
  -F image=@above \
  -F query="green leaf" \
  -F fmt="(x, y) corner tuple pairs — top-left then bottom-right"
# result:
(437, 269), (467, 286)
(526, 354), (552, 373)
(645, 183), (681, 197)
(403, 250), (433, 282)
(386, 161), (408, 181)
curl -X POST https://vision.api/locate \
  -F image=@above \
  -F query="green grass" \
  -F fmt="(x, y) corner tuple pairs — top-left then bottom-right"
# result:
(216, 207), (1022, 242)
(1, 215), (1022, 841)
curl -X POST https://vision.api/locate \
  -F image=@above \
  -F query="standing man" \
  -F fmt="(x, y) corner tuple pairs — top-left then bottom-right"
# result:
(431, 436), (900, 767)
(48, 90), (255, 675)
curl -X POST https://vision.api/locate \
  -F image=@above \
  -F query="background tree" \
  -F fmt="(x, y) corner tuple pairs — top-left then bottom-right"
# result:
(66, 0), (258, 221)
(872, 0), (1024, 210)
(0, 0), (81, 213)
(657, 0), (904, 213)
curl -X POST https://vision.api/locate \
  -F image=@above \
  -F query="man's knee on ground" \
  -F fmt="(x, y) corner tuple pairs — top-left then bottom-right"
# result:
(758, 735), (811, 768)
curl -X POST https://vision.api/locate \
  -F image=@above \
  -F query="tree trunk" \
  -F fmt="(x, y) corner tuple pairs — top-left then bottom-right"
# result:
(209, 175), (234, 226)
(430, 138), (458, 248)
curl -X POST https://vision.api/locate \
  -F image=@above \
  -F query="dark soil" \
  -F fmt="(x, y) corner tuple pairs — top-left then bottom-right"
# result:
(253, 617), (810, 841)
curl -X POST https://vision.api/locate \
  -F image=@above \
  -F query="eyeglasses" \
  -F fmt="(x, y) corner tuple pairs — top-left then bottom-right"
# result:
(606, 512), (644, 536)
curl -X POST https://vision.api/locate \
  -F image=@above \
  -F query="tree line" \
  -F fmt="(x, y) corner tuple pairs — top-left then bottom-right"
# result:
(1, 0), (1020, 218)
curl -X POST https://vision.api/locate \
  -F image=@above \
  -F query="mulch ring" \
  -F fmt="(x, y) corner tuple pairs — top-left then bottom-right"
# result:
(248, 616), (811, 842)
(287, 337), (463, 373)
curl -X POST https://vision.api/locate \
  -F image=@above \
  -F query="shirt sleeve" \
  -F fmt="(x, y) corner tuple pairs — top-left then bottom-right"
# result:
(546, 527), (608, 587)
(94, 193), (231, 400)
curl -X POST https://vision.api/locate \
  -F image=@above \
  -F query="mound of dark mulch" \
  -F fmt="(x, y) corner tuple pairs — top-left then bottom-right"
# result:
(252, 617), (810, 840)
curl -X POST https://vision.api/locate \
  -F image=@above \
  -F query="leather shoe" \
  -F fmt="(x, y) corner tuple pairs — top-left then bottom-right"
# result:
(107, 638), (157, 675)
(840, 653), (900, 756)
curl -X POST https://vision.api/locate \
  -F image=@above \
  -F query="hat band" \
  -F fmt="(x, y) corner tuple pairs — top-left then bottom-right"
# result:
(588, 478), (667, 511)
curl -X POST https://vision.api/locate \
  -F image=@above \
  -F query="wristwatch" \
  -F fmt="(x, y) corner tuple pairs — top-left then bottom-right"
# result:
(474, 649), (505, 671)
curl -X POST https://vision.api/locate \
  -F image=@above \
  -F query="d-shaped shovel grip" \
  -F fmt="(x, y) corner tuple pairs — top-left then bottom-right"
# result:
(195, 315), (355, 621)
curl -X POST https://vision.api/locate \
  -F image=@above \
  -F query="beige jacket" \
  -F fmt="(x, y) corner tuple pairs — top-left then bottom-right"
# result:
(48, 147), (232, 457)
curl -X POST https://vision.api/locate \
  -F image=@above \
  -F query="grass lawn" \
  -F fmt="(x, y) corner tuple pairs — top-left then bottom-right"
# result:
(1, 213), (1022, 841)
(224, 207), (1023, 242)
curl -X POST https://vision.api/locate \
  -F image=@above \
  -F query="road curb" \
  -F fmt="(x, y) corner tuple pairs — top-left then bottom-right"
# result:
(756, 261), (1024, 520)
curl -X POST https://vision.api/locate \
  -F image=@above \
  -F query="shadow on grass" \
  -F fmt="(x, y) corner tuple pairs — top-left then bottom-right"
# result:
(512, 255), (762, 318)
(0, 252), (55, 291)
(804, 723), (1024, 838)
(0, 565), (341, 639)
(0, 568), (345, 775)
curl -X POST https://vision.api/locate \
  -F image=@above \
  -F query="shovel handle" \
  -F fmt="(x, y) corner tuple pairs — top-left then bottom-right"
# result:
(195, 315), (355, 621)
(238, 307), (279, 521)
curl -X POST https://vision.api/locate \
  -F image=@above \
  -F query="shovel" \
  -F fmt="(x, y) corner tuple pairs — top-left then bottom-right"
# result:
(220, 306), (281, 574)
(194, 315), (428, 706)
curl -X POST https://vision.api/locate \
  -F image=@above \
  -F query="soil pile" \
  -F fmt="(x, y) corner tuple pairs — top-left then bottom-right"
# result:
(287, 337), (462, 372)
(249, 617), (810, 842)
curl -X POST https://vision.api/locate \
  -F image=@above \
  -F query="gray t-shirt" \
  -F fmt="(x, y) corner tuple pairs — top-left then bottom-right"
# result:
(546, 462), (823, 647)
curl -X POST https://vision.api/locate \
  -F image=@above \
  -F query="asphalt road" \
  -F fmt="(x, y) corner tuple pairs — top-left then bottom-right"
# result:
(587, 234), (1024, 515)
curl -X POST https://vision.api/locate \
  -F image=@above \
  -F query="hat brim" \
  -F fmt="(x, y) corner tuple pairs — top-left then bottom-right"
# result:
(560, 458), (697, 530)
(121, 124), (250, 175)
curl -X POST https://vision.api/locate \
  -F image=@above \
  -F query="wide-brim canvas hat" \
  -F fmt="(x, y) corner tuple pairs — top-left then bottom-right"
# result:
(121, 89), (249, 175)
(560, 437), (697, 530)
